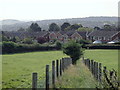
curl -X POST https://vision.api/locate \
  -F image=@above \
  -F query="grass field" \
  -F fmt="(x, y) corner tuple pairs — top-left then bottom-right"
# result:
(2, 51), (67, 88)
(0, 55), (2, 89)
(84, 49), (118, 71)
(55, 49), (118, 88)
(2, 49), (118, 88)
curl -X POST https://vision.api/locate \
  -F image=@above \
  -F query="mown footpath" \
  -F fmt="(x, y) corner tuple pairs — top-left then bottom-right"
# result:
(55, 60), (100, 88)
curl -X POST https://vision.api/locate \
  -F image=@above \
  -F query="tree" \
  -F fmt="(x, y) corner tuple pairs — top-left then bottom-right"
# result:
(10, 37), (16, 42)
(23, 38), (33, 44)
(70, 24), (83, 30)
(103, 24), (112, 31)
(49, 23), (60, 31)
(2, 41), (17, 53)
(18, 27), (25, 31)
(56, 41), (62, 49)
(37, 37), (47, 44)
(2, 36), (9, 41)
(65, 24), (83, 31)
(76, 39), (91, 47)
(63, 41), (83, 65)
(94, 26), (101, 30)
(28, 23), (41, 32)
(77, 27), (93, 31)
(61, 22), (71, 31)
(2, 31), (9, 41)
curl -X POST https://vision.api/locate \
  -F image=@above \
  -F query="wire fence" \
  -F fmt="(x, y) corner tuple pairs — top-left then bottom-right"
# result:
(32, 57), (72, 89)
(82, 57), (120, 89)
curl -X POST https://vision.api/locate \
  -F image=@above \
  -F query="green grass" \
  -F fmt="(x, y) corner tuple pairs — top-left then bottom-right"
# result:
(55, 60), (99, 88)
(2, 49), (119, 88)
(84, 49), (118, 71)
(2, 51), (67, 88)
(0, 55), (2, 89)
(55, 49), (118, 88)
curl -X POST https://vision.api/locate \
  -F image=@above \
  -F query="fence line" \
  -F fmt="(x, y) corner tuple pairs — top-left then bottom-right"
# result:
(31, 57), (72, 89)
(82, 58), (119, 89)
(18, 57), (118, 89)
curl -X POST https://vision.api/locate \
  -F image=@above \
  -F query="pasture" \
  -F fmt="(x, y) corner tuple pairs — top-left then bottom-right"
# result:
(55, 49), (118, 88)
(2, 49), (118, 88)
(2, 51), (67, 88)
(84, 49), (118, 71)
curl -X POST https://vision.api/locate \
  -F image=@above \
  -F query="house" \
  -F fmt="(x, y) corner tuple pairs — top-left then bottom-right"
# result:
(49, 32), (57, 42)
(71, 32), (82, 40)
(3, 30), (89, 43)
(87, 30), (120, 43)
(55, 32), (63, 41)
(4, 31), (49, 38)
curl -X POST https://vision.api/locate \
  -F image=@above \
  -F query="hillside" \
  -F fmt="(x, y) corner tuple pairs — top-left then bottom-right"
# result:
(0, 17), (118, 31)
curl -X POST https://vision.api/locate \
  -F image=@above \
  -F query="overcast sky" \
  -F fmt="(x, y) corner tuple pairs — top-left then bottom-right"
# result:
(0, 0), (119, 21)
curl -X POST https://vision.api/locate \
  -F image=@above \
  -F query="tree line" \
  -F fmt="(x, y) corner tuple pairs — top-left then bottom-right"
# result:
(17, 22), (118, 32)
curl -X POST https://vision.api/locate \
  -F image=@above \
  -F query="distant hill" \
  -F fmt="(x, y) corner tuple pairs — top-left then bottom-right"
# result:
(0, 19), (25, 25)
(0, 17), (118, 31)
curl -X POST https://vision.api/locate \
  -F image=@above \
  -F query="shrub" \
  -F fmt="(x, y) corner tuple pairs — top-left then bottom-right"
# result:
(37, 37), (47, 44)
(23, 38), (33, 44)
(2, 41), (59, 54)
(76, 39), (91, 47)
(2, 41), (17, 53)
(63, 41), (83, 65)
(56, 41), (62, 49)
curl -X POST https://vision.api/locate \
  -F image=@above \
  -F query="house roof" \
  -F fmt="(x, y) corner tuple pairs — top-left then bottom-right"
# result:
(3, 30), (89, 39)
(65, 31), (75, 36)
(77, 31), (87, 39)
(88, 30), (119, 38)
(4, 31), (48, 38)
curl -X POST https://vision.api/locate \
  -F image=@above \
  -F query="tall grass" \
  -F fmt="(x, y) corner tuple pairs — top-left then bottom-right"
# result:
(55, 60), (99, 88)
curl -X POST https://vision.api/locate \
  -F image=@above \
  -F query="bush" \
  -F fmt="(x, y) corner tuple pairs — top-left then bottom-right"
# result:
(63, 41), (83, 65)
(2, 41), (60, 54)
(56, 41), (62, 49)
(85, 44), (120, 49)
(23, 38), (33, 44)
(2, 41), (17, 53)
(37, 37), (47, 44)
(76, 39), (91, 47)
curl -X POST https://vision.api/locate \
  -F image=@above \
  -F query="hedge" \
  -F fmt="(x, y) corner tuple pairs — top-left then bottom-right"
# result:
(83, 44), (120, 49)
(2, 41), (60, 54)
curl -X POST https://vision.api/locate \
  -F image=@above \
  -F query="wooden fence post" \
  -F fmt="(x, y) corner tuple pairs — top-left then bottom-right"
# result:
(82, 56), (84, 63)
(65, 58), (67, 69)
(85, 59), (86, 65)
(32, 73), (37, 90)
(52, 61), (55, 87)
(56, 60), (59, 77)
(91, 60), (94, 74)
(67, 58), (69, 67)
(70, 58), (72, 65)
(96, 62), (98, 80)
(64, 58), (67, 69)
(88, 59), (90, 69)
(60, 59), (62, 76)
(67, 58), (70, 66)
(86, 59), (88, 66)
(99, 63), (102, 82)
(93, 61), (96, 77)
(87, 59), (89, 68)
(62, 58), (65, 72)
(46, 65), (49, 90)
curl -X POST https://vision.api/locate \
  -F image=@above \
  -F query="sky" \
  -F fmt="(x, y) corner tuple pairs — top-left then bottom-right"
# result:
(0, 0), (119, 21)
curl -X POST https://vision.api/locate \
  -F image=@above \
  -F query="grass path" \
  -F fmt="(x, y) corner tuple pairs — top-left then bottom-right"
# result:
(55, 60), (99, 88)
(55, 49), (118, 88)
